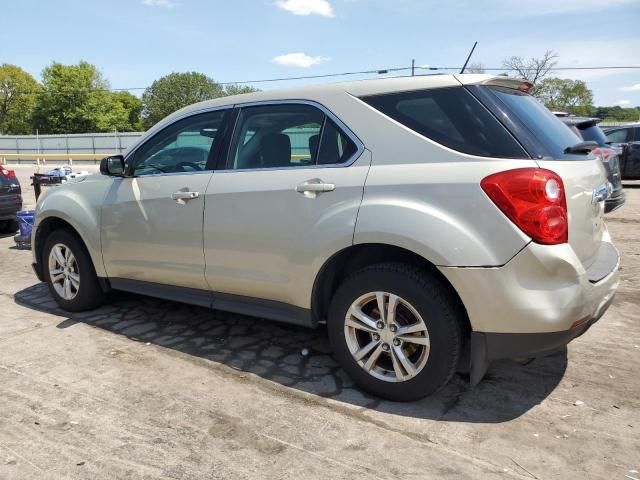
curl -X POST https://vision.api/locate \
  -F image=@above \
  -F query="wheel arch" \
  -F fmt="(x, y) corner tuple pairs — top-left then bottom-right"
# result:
(34, 214), (104, 281)
(311, 243), (471, 342)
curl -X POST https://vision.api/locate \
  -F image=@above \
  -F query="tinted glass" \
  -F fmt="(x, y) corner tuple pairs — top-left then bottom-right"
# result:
(133, 110), (227, 176)
(578, 125), (608, 147)
(485, 86), (590, 159)
(605, 128), (632, 144)
(227, 104), (326, 169)
(317, 119), (358, 165)
(362, 87), (527, 158)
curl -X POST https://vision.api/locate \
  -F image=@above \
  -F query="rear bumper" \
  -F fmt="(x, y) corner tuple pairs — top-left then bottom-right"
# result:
(439, 234), (619, 334)
(605, 190), (625, 213)
(469, 292), (614, 383)
(0, 205), (21, 221)
(438, 234), (619, 384)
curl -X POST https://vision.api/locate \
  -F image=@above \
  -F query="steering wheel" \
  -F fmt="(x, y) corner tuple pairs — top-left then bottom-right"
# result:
(175, 161), (203, 171)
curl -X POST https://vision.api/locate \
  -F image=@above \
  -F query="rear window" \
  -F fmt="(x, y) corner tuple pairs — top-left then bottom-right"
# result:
(578, 125), (608, 147)
(362, 87), (528, 159)
(483, 86), (586, 159)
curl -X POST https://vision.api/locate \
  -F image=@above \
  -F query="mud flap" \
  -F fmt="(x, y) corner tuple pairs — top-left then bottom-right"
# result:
(470, 332), (490, 386)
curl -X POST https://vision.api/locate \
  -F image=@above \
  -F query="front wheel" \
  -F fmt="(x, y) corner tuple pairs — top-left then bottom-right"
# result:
(43, 229), (106, 312)
(328, 263), (463, 401)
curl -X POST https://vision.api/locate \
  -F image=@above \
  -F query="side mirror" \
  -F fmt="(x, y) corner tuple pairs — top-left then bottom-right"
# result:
(100, 155), (125, 176)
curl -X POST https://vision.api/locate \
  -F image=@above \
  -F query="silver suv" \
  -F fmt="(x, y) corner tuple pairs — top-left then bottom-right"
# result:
(32, 74), (619, 401)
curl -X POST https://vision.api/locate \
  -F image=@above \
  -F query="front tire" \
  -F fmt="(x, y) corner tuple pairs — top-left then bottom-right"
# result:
(43, 229), (106, 312)
(328, 262), (463, 401)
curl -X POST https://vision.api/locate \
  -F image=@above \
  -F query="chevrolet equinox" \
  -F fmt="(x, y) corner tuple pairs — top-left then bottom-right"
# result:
(31, 74), (619, 401)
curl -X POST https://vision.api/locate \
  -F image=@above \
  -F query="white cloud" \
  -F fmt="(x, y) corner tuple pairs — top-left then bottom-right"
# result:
(617, 99), (631, 106)
(275, 0), (334, 17)
(620, 83), (640, 92)
(273, 52), (330, 68)
(143, 0), (177, 8)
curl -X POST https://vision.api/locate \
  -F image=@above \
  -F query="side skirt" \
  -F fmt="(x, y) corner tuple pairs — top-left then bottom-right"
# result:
(108, 278), (315, 328)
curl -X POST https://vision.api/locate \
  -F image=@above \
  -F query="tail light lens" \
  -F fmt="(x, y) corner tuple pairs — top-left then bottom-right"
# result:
(592, 147), (614, 161)
(0, 167), (16, 178)
(481, 168), (568, 245)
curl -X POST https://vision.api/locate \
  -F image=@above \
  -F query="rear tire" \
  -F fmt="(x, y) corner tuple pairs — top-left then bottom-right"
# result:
(328, 262), (462, 401)
(43, 229), (106, 312)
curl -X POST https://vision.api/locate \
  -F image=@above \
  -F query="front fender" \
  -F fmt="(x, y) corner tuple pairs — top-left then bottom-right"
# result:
(34, 176), (113, 277)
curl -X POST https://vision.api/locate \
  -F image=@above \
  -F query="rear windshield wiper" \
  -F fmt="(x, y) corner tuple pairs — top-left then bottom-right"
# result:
(564, 140), (598, 154)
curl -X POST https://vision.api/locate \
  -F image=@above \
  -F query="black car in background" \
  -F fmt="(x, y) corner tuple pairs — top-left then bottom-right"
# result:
(603, 124), (640, 180)
(558, 116), (625, 213)
(0, 166), (22, 233)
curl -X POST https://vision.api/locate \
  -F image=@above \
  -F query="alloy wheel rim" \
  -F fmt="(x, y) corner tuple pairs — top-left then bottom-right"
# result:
(48, 243), (80, 301)
(344, 291), (430, 383)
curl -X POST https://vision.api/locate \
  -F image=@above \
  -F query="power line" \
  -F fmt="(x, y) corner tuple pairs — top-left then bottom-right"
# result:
(3, 65), (640, 96)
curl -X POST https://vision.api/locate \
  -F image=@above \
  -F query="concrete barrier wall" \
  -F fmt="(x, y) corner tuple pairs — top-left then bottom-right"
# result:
(0, 132), (143, 159)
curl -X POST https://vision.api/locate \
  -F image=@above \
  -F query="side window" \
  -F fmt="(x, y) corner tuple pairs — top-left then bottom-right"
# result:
(132, 110), (227, 176)
(362, 87), (528, 159)
(605, 128), (631, 144)
(317, 119), (358, 165)
(226, 103), (358, 170)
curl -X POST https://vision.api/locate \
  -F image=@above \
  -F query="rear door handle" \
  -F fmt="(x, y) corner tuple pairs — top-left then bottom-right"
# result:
(171, 191), (200, 203)
(296, 180), (335, 198)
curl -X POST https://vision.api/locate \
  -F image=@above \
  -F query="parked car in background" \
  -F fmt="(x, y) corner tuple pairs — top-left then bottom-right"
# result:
(557, 116), (625, 213)
(31, 75), (619, 401)
(603, 123), (640, 149)
(603, 123), (640, 180)
(0, 166), (22, 233)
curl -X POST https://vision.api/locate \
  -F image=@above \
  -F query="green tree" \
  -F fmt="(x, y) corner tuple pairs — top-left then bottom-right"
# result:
(593, 105), (640, 122)
(224, 84), (259, 96)
(0, 64), (39, 134)
(31, 61), (140, 133)
(535, 77), (594, 115)
(141, 72), (225, 128)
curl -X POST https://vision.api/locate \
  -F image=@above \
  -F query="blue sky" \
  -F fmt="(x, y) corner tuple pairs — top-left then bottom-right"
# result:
(2, 0), (640, 106)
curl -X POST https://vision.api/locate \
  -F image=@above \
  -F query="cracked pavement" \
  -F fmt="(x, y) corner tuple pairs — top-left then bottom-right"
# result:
(0, 165), (639, 479)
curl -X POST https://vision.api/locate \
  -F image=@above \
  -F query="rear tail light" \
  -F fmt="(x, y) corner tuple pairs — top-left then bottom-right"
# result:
(481, 168), (568, 245)
(0, 167), (16, 178)
(592, 147), (614, 162)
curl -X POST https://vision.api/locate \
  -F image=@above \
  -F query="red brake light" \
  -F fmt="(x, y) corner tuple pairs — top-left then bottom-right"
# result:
(481, 168), (568, 245)
(0, 167), (16, 178)
(592, 147), (614, 161)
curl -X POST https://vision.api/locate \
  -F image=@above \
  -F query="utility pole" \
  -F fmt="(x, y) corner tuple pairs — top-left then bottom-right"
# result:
(411, 59), (415, 77)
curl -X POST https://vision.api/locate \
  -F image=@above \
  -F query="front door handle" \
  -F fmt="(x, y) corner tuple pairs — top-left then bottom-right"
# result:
(171, 191), (200, 204)
(296, 179), (335, 198)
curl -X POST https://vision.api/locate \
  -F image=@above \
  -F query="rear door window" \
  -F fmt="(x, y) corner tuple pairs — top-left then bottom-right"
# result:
(605, 128), (632, 144)
(361, 87), (528, 158)
(226, 103), (359, 170)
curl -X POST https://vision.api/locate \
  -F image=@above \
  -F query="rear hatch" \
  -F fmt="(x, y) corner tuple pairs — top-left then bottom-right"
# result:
(464, 77), (609, 268)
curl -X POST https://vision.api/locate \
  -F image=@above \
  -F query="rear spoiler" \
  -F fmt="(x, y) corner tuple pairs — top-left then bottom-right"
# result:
(454, 74), (534, 93)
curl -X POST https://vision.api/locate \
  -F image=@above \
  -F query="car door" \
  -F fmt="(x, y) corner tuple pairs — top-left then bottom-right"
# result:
(203, 102), (369, 310)
(605, 127), (633, 149)
(101, 108), (231, 291)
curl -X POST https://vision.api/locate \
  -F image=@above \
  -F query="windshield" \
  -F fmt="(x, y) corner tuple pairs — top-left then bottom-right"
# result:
(483, 86), (586, 159)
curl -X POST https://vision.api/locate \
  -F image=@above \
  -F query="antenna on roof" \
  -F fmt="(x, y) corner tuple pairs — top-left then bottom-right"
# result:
(459, 41), (478, 74)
